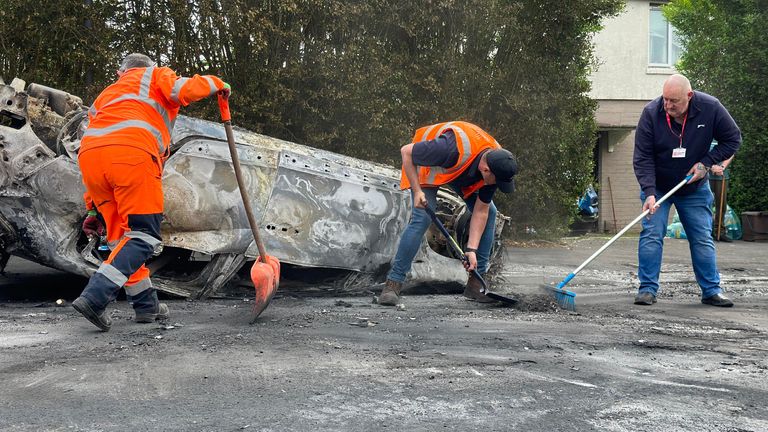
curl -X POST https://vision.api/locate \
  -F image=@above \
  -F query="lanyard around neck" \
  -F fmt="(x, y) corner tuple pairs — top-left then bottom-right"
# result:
(666, 112), (688, 148)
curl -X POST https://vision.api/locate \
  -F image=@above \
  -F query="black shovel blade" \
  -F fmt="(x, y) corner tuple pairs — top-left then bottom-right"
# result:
(424, 206), (517, 305)
(485, 291), (518, 305)
(472, 269), (517, 305)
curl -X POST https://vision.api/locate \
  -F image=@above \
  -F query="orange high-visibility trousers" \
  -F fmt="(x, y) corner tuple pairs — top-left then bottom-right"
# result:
(78, 145), (164, 303)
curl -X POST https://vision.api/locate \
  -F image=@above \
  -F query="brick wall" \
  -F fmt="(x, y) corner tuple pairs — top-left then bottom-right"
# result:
(595, 100), (651, 233)
(599, 129), (642, 233)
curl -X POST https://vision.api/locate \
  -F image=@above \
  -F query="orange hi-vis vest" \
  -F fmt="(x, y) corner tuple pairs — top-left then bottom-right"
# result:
(400, 121), (501, 198)
(80, 66), (226, 160)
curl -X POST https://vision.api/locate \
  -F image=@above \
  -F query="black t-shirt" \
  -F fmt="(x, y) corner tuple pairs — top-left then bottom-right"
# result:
(411, 130), (497, 203)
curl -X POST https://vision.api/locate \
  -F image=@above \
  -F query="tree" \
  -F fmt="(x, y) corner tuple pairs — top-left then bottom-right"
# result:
(1, 0), (624, 235)
(665, 0), (768, 212)
(0, 0), (116, 99)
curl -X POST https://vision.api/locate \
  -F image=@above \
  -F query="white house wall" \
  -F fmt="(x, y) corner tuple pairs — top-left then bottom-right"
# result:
(588, 1), (677, 232)
(589, 0), (674, 101)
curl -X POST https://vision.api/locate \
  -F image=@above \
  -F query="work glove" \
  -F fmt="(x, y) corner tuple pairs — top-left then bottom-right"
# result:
(218, 82), (232, 100)
(82, 210), (106, 238)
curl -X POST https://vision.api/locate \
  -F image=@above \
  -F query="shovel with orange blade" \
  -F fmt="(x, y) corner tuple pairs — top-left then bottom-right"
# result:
(217, 92), (280, 322)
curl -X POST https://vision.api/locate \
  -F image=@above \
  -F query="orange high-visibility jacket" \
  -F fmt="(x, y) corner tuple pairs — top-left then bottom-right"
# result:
(400, 121), (501, 198)
(81, 65), (226, 160)
(80, 66), (226, 210)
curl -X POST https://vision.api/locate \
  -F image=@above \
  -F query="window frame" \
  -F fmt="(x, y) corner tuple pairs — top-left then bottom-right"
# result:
(648, 3), (681, 68)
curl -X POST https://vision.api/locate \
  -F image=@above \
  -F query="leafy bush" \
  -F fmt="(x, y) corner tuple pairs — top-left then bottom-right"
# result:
(665, 0), (768, 212)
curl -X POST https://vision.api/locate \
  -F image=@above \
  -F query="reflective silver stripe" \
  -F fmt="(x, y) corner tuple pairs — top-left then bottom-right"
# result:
(139, 66), (155, 98)
(102, 93), (172, 134)
(420, 123), (448, 185)
(170, 78), (190, 104)
(107, 240), (119, 249)
(83, 120), (165, 155)
(96, 262), (128, 287)
(88, 104), (97, 118)
(126, 230), (162, 248)
(424, 123), (454, 184)
(425, 166), (445, 184)
(419, 124), (441, 142)
(125, 277), (152, 296)
(204, 76), (218, 96)
(425, 124), (473, 184)
(445, 125), (472, 172)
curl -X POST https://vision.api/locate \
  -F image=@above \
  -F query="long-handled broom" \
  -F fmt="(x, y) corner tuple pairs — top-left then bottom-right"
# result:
(545, 174), (694, 311)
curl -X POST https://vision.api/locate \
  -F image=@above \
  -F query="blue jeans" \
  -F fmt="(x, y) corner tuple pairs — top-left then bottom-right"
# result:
(387, 187), (497, 283)
(638, 182), (721, 298)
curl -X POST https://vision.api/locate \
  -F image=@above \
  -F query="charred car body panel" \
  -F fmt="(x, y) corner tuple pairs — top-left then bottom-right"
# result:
(0, 78), (507, 298)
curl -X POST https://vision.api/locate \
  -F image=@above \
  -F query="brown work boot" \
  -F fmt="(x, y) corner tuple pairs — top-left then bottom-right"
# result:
(463, 273), (496, 303)
(378, 280), (403, 306)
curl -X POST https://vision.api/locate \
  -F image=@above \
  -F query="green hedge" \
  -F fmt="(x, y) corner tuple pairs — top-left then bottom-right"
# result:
(1, 0), (624, 235)
(665, 0), (768, 212)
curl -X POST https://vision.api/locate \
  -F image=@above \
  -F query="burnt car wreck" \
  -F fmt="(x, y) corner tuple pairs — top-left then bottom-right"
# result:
(0, 77), (508, 298)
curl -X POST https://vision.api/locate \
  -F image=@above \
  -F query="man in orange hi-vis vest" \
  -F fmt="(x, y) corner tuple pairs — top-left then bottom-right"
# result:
(379, 121), (518, 306)
(72, 53), (230, 331)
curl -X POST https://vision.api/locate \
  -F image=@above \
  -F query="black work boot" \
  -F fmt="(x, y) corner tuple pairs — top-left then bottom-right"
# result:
(72, 297), (112, 331)
(135, 303), (170, 323)
(378, 280), (403, 306)
(701, 293), (734, 307)
(463, 273), (496, 303)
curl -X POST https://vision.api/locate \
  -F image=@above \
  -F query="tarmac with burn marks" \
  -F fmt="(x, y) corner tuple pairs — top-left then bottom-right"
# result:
(1, 236), (766, 431)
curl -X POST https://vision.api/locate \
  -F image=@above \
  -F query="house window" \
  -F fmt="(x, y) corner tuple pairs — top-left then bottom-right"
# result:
(649, 4), (682, 67)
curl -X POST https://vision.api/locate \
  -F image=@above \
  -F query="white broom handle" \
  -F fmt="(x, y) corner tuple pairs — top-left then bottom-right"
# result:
(571, 175), (693, 276)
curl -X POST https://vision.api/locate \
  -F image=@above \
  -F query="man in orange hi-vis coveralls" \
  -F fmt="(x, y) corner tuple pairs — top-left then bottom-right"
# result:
(378, 121), (518, 306)
(72, 53), (230, 331)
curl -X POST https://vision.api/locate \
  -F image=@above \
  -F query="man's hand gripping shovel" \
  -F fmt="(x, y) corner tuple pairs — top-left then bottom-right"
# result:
(424, 206), (517, 305)
(217, 91), (280, 322)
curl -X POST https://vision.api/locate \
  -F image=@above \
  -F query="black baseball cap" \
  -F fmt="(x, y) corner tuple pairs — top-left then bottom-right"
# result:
(486, 149), (517, 193)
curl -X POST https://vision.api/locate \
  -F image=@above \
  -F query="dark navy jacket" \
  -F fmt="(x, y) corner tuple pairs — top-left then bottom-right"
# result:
(633, 91), (741, 196)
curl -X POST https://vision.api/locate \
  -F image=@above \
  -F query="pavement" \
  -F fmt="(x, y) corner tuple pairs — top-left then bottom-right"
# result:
(0, 236), (766, 431)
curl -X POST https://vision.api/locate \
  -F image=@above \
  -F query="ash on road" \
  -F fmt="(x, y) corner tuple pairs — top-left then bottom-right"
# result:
(1, 237), (766, 432)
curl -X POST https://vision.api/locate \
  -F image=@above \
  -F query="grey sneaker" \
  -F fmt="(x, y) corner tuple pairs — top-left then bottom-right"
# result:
(72, 297), (112, 331)
(633, 292), (657, 306)
(135, 303), (170, 323)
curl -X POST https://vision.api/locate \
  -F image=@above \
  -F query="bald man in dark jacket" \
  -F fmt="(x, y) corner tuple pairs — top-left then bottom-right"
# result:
(633, 74), (740, 308)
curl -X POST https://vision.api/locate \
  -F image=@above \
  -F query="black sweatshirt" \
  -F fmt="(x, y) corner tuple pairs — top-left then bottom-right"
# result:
(633, 91), (741, 196)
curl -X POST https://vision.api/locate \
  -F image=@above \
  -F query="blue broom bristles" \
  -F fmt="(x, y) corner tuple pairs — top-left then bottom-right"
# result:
(544, 285), (576, 312)
(543, 272), (577, 311)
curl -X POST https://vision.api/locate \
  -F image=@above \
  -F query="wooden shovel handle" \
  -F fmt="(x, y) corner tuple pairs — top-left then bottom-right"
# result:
(218, 96), (268, 261)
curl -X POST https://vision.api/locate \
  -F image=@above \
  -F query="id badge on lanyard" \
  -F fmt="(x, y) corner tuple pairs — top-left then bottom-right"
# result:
(667, 113), (687, 158)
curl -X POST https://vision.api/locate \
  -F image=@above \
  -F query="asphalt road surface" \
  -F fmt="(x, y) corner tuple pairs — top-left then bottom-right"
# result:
(1, 237), (767, 431)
